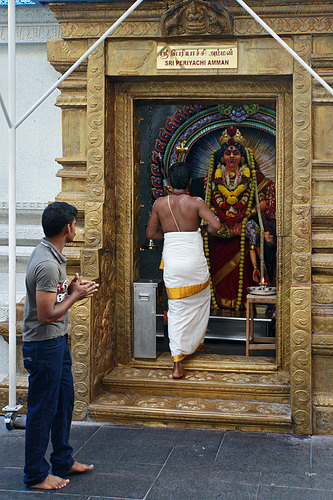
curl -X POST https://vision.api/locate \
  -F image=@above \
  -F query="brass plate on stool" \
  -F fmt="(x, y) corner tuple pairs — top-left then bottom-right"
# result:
(247, 287), (277, 296)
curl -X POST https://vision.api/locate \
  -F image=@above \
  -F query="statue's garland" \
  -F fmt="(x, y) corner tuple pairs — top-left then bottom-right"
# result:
(204, 148), (257, 310)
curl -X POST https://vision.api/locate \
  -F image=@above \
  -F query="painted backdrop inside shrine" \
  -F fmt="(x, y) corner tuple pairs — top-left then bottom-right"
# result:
(139, 102), (276, 310)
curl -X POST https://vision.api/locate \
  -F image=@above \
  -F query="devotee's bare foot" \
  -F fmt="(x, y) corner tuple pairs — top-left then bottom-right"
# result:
(31, 474), (69, 490)
(69, 461), (94, 474)
(172, 361), (185, 379)
(196, 343), (210, 353)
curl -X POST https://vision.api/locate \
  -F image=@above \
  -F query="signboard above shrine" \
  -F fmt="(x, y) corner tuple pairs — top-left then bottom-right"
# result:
(157, 44), (237, 70)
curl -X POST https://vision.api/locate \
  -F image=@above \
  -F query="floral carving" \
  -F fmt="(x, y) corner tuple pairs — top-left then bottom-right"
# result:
(86, 43), (105, 204)
(235, 16), (333, 37)
(312, 285), (333, 305)
(314, 408), (333, 435)
(136, 396), (170, 408)
(176, 398), (209, 411)
(162, 0), (233, 36)
(216, 401), (251, 413)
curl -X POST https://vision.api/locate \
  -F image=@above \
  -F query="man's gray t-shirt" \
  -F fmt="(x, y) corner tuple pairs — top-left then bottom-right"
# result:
(22, 239), (69, 342)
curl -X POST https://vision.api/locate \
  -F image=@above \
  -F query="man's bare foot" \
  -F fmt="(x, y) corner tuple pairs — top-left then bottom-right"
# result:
(196, 343), (210, 353)
(31, 474), (69, 490)
(172, 361), (185, 379)
(69, 461), (94, 474)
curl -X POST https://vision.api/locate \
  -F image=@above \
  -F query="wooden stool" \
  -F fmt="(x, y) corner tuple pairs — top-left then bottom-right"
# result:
(246, 293), (276, 356)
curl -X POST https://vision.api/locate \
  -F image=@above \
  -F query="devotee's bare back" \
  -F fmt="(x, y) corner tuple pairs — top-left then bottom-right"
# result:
(146, 193), (221, 240)
(158, 195), (207, 232)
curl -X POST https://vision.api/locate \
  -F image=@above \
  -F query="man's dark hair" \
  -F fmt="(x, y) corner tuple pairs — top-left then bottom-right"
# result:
(42, 202), (78, 237)
(168, 161), (192, 189)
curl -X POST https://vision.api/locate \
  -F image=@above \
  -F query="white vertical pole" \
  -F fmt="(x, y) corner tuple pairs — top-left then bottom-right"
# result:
(8, 0), (17, 409)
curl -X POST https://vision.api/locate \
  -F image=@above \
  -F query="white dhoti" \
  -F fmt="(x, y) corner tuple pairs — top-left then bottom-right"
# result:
(162, 231), (210, 362)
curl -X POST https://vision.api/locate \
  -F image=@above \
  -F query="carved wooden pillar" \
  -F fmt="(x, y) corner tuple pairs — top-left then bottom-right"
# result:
(290, 35), (313, 434)
(114, 85), (135, 365)
(84, 42), (116, 400)
(48, 39), (115, 418)
(276, 89), (293, 371)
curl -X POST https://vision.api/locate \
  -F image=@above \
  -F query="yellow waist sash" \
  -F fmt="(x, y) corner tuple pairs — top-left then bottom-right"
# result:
(166, 278), (210, 300)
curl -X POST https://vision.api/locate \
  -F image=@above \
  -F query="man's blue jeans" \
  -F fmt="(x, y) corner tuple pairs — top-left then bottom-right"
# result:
(22, 334), (74, 487)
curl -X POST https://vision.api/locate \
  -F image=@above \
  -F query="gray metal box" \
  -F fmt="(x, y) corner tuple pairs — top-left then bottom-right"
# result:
(133, 280), (162, 359)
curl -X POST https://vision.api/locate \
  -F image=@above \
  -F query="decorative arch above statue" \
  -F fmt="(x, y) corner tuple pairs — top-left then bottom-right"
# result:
(152, 103), (276, 197)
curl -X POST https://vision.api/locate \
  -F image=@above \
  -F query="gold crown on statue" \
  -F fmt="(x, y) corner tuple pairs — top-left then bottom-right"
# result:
(219, 125), (246, 149)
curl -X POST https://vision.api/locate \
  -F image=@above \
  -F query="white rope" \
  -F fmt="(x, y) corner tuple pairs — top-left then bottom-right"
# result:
(0, 91), (12, 127)
(15, 0), (145, 129)
(235, 0), (333, 96)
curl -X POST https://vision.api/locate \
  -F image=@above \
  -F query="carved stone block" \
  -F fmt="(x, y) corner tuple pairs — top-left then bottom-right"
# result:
(81, 249), (99, 279)
(312, 284), (333, 305)
(290, 286), (312, 434)
(313, 406), (333, 435)
(292, 253), (311, 285)
(70, 298), (91, 420)
(161, 0), (233, 37)
(292, 205), (311, 254)
(85, 202), (103, 249)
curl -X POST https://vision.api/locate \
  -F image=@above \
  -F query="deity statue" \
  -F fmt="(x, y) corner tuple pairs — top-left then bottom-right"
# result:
(204, 126), (275, 310)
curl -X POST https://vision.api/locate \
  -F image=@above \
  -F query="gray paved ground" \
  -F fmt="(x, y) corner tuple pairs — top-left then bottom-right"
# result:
(1, 417), (333, 499)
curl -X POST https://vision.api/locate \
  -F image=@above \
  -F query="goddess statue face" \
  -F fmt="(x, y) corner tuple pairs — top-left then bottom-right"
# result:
(223, 145), (242, 171)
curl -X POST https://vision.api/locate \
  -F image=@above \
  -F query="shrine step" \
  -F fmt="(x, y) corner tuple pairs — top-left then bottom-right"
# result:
(88, 391), (292, 433)
(131, 351), (278, 374)
(101, 366), (290, 403)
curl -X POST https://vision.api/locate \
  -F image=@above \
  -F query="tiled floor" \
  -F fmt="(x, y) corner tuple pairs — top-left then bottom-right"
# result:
(1, 419), (333, 499)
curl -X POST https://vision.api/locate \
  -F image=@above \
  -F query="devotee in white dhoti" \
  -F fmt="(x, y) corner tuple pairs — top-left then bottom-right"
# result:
(146, 161), (221, 378)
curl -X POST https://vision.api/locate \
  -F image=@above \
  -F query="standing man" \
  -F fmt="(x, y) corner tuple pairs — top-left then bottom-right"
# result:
(22, 202), (99, 490)
(146, 162), (221, 378)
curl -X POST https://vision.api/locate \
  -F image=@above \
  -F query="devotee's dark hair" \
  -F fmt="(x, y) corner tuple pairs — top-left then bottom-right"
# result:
(42, 202), (78, 237)
(168, 161), (192, 189)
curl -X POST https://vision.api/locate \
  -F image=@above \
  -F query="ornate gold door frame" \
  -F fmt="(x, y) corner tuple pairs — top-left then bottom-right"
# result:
(112, 78), (293, 372)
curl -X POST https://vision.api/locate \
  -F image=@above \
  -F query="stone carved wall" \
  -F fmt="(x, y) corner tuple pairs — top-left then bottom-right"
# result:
(45, 0), (333, 429)
(290, 287), (312, 432)
(290, 35), (312, 434)
(47, 2), (333, 41)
